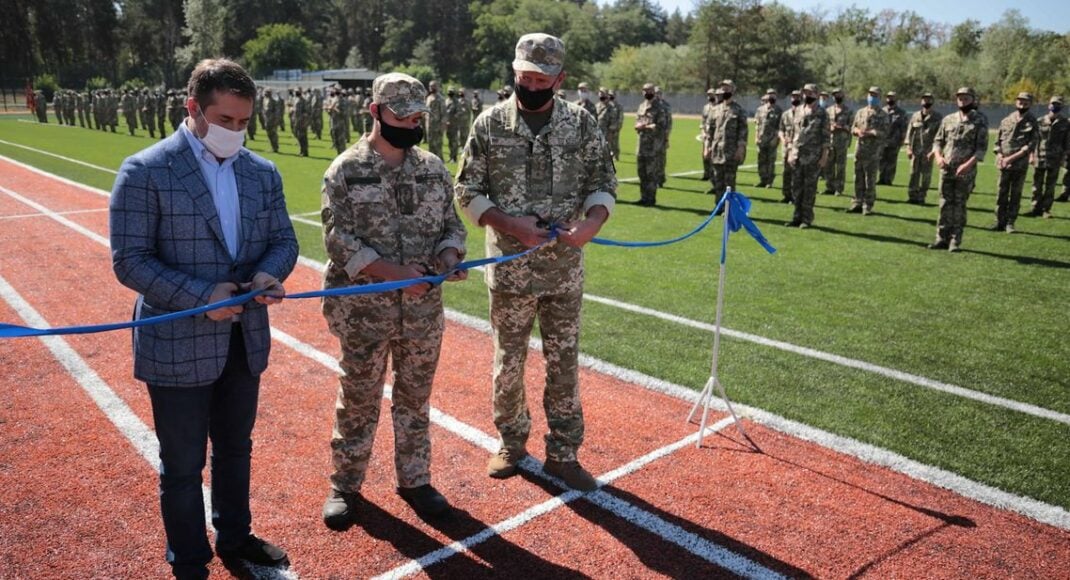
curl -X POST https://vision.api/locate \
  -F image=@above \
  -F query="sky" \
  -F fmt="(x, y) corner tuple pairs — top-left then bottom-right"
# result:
(644, 0), (1070, 32)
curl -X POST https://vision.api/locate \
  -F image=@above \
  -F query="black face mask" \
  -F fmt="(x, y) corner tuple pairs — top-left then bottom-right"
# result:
(887, 100), (896, 107)
(1052, 105), (1063, 114)
(791, 98), (801, 106)
(722, 92), (733, 100)
(804, 95), (816, 104)
(1017, 106), (1030, 114)
(377, 109), (424, 149)
(599, 95), (608, 101)
(834, 96), (843, 104)
(958, 104), (973, 113)
(922, 101), (932, 109)
(644, 92), (655, 100)
(515, 81), (555, 110)
(709, 96), (717, 102)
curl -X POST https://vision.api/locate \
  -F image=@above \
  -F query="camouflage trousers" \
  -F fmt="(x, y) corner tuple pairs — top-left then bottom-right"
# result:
(791, 161), (820, 225)
(607, 129), (621, 160)
(329, 334), (442, 493)
(781, 151), (794, 202)
(907, 153), (935, 202)
(330, 124), (347, 155)
(824, 142), (849, 194)
(853, 156), (880, 210)
(157, 114), (166, 138)
(125, 114), (137, 135)
(427, 128), (444, 160)
(490, 289), (584, 463)
(247, 114), (256, 140)
(656, 147), (667, 185)
(446, 126), (463, 162)
(311, 113), (323, 140)
(936, 168), (974, 245)
(1030, 165), (1062, 214)
(710, 163), (739, 203)
(757, 142), (778, 186)
(294, 125), (309, 156)
(637, 155), (659, 203)
(265, 126), (279, 153)
(879, 143), (901, 184)
(995, 167), (1028, 227)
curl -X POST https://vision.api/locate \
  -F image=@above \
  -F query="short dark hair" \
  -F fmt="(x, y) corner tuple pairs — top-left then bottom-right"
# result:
(186, 58), (256, 109)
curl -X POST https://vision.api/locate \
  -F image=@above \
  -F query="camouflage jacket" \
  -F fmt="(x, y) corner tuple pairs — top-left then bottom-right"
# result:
(705, 101), (749, 164)
(455, 96), (616, 296)
(852, 106), (888, 161)
(789, 103), (829, 166)
(905, 109), (943, 156)
(754, 102), (783, 147)
(933, 110), (988, 173)
(596, 101), (613, 134)
(779, 106), (799, 155)
(1036, 113), (1070, 167)
(826, 103), (853, 149)
(425, 93), (446, 129)
(635, 98), (670, 157)
(884, 104), (908, 145)
(607, 100), (622, 131)
(995, 111), (1039, 171)
(576, 98), (596, 117)
(293, 95), (310, 130)
(321, 137), (466, 340)
(446, 96), (468, 127)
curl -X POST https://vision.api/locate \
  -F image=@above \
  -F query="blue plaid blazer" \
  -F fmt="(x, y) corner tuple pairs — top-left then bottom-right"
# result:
(110, 131), (299, 387)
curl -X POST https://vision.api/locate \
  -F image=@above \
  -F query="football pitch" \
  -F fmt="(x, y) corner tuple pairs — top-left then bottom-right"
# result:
(1, 110), (1068, 515)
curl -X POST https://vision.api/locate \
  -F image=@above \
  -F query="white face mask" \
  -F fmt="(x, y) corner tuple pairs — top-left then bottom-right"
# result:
(197, 108), (245, 158)
(578, 90), (589, 100)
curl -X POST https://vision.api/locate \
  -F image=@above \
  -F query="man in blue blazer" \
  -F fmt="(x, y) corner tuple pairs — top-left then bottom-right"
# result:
(110, 58), (298, 580)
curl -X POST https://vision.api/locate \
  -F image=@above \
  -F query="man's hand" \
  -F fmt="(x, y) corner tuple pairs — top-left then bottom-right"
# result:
(507, 215), (552, 249)
(558, 206), (608, 248)
(365, 260), (432, 297)
(955, 157), (977, 177)
(206, 282), (242, 321)
(245, 271), (285, 306)
(435, 248), (468, 282)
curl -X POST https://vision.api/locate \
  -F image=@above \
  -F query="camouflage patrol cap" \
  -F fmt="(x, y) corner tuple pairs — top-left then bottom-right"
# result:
(819, 90), (829, 97)
(555, 89), (566, 98)
(1016, 91), (1033, 102)
(607, 90), (616, 97)
(921, 91), (934, 99)
(706, 88), (717, 96)
(831, 87), (843, 95)
(642, 82), (655, 91)
(364, 87), (372, 95)
(955, 87), (975, 98)
(513, 33), (565, 76)
(868, 86), (881, 94)
(598, 86), (608, 94)
(887, 91), (897, 98)
(765, 88), (777, 95)
(802, 83), (819, 93)
(372, 72), (429, 117)
(790, 89), (801, 97)
(1051, 95), (1064, 105)
(578, 82), (590, 90)
(720, 79), (736, 91)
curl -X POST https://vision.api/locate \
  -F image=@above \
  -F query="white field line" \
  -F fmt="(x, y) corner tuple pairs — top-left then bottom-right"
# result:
(4, 154), (1070, 530)
(0, 274), (214, 528)
(0, 207), (107, 221)
(0, 138), (118, 174)
(3, 175), (780, 578)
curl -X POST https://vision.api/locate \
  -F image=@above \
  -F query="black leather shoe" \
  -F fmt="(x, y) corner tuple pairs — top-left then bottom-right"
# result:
(323, 488), (363, 531)
(217, 535), (289, 573)
(397, 484), (451, 517)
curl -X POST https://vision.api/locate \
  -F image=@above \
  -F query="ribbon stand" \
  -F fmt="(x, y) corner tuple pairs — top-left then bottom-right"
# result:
(686, 188), (751, 448)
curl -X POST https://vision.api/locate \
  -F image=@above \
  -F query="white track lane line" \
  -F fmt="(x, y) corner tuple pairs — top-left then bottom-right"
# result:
(3, 155), (1069, 531)
(0, 207), (108, 221)
(2, 175), (778, 578)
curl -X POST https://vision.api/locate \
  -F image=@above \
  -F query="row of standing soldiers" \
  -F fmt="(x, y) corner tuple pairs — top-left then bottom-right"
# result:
(32, 87), (190, 139)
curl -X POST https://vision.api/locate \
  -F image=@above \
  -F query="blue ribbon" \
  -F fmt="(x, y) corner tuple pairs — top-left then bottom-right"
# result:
(0, 192), (775, 339)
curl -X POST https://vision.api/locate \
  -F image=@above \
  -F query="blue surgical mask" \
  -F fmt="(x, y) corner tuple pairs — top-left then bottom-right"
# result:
(819, 98), (827, 107)
(867, 95), (879, 107)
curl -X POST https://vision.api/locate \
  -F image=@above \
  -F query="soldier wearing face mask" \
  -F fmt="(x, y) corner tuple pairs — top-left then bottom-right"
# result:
(635, 82), (669, 205)
(879, 91), (907, 185)
(701, 88), (718, 181)
(1029, 96), (1069, 216)
(575, 82), (596, 116)
(849, 86), (889, 215)
(704, 79), (748, 206)
(320, 72), (468, 527)
(755, 89), (782, 189)
(785, 83), (829, 228)
(778, 89), (802, 203)
(424, 81), (446, 159)
(929, 87), (988, 251)
(822, 88), (853, 196)
(905, 92), (943, 204)
(990, 92), (1039, 232)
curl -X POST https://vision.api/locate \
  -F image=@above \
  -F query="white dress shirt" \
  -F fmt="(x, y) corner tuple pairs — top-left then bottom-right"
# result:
(180, 121), (242, 260)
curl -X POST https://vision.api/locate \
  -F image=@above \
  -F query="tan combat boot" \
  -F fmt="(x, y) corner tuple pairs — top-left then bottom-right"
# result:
(487, 447), (527, 479)
(543, 459), (598, 492)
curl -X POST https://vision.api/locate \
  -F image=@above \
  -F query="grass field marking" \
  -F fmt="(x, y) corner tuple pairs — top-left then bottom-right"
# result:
(7, 172), (1069, 538)
(0, 138), (117, 174)
(581, 293), (1070, 426)
(0, 207), (107, 221)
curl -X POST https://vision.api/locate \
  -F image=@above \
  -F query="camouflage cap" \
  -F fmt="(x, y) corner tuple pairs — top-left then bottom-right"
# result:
(802, 83), (819, 93)
(921, 91), (934, 99)
(578, 82), (589, 90)
(955, 86), (975, 97)
(706, 88), (717, 96)
(1016, 91), (1033, 102)
(555, 89), (566, 98)
(598, 86), (608, 93)
(790, 89), (801, 96)
(607, 90), (616, 97)
(1051, 95), (1064, 105)
(642, 82), (655, 91)
(513, 33), (565, 76)
(720, 79), (736, 91)
(372, 72), (429, 117)
(868, 86), (881, 94)
(765, 88), (777, 95)
(819, 90), (829, 97)
(887, 91), (897, 97)
(831, 87), (843, 94)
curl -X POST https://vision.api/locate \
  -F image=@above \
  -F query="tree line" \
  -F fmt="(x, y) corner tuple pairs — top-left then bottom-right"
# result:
(3, 0), (1067, 104)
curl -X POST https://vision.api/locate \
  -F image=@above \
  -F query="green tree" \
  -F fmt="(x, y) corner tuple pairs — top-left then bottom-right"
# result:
(176, 0), (227, 71)
(242, 24), (317, 78)
(949, 19), (983, 58)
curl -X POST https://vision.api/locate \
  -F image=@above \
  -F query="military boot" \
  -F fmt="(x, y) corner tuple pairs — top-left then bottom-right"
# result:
(487, 447), (527, 479)
(543, 459), (598, 492)
(322, 488), (363, 531)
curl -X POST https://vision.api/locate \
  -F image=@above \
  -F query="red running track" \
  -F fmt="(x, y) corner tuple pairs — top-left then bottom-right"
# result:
(0, 158), (1068, 578)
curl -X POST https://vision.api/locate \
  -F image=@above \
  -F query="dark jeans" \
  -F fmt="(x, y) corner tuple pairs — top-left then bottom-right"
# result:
(148, 325), (260, 579)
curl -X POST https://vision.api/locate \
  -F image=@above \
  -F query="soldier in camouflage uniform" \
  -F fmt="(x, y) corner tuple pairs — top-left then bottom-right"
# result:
(823, 88), (852, 196)
(33, 90), (47, 123)
(778, 89), (802, 203)
(320, 72), (467, 526)
(635, 82), (669, 205)
(247, 87), (259, 142)
(849, 86), (889, 214)
(990, 92), (1039, 232)
(121, 90), (138, 135)
(574, 82), (596, 117)
(292, 89), (310, 156)
(63, 90), (76, 126)
(167, 90), (182, 131)
(755, 89), (782, 188)
(325, 87), (348, 155)
(609, 89), (623, 161)
(107, 89), (119, 132)
(786, 83), (829, 228)
(141, 88), (157, 138)
(445, 87), (466, 163)
(424, 81), (446, 159)
(929, 87), (988, 252)
(596, 87), (613, 139)
(455, 33), (616, 492)
(700, 88), (718, 181)
(878, 91), (907, 185)
(77, 90), (88, 128)
(155, 90), (167, 138)
(362, 87), (374, 133)
(1027, 96), (1069, 218)
(905, 92), (943, 204)
(704, 79), (748, 206)
(458, 88), (472, 143)
(599, 86), (622, 162)
(310, 87), (323, 141)
(262, 88), (281, 153)
(655, 86), (672, 187)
